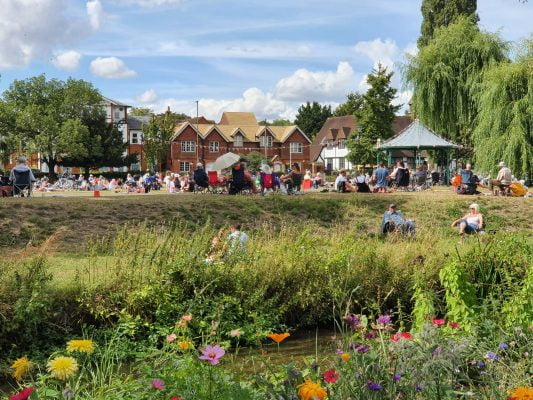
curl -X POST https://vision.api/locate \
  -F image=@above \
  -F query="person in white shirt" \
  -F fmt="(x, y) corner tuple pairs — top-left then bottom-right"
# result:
(226, 223), (249, 255)
(489, 162), (513, 195)
(335, 169), (356, 193)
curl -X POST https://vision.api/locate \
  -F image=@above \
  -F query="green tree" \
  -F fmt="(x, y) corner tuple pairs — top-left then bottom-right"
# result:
(418, 0), (478, 47)
(242, 151), (266, 172)
(347, 65), (400, 166)
(0, 75), (103, 178)
(472, 40), (532, 178)
(130, 107), (153, 116)
(294, 102), (332, 140)
(334, 92), (364, 117)
(258, 119), (293, 126)
(142, 110), (176, 171)
(405, 17), (508, 144)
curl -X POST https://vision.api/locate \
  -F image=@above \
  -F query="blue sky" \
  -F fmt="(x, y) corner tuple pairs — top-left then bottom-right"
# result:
(0, 0), (531, 121)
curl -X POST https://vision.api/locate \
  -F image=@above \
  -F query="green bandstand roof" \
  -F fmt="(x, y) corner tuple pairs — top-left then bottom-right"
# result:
(378, 120), (461, 150)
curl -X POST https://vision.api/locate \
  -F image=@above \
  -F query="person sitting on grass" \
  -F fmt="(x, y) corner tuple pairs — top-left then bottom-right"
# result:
(225, 223), (249, 256)
(335, 169), (356, 193)
(451, 203), (484, 236)
(381, 203), (416, 237)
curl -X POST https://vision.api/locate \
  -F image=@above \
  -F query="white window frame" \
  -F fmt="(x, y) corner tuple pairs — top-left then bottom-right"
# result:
(326, 140), (334, 150)
(290, 142), (303, 154)
(209, 141), (219, 152)
(130, 131), (141, 144)
(181, 141), (196, 152)
(337, 140), (345, 149)
(179, 162), (190, 172)
(114, 110), (120, 120)
(233, 134), (243, 147)
(260, 135), (273, 148)
(338, 158), (345, 170)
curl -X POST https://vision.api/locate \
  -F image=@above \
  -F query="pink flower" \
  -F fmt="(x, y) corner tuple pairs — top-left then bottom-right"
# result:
(324, 369), (340, 384)
(230, 329), (242, 338)
(199, 344), (225, 365)
(391, 332), (413, 342)
(9, 387), (34, 400)
(166, 333), (177, 343)
(181, 314), (192, 322)
(449, 321), (460, 329)
(431, 318), (446, 326)
(152, 379), (165, 390)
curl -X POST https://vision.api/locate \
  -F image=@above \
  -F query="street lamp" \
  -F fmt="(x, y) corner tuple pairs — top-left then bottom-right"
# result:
(376, 138), (382, 165)
(195, 100), (199, 164)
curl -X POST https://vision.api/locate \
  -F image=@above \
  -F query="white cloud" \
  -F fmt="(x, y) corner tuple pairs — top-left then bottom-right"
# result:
(274, 62), (356, 102)
(90, 57), (136, 78)
(114, 0), (185, 6)
(354, 38), (399, 70)
(86, 0), (104, 30)
(403, 42), (418, 58)
(52, 50), (82, 71)
(0, 0), (83, 69)
(137, 89), (158, 103)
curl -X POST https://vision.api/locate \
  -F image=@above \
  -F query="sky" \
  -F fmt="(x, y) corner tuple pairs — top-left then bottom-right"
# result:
(0, 0), (531, 121)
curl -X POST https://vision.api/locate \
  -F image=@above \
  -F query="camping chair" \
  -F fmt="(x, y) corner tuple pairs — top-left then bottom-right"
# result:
(207, 171), (226, 194)
(12, 170), (33, 197)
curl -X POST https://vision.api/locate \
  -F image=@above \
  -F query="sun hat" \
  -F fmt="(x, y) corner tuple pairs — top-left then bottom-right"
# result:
(498, 161), (506, 167)
(389, 203), (397, 209)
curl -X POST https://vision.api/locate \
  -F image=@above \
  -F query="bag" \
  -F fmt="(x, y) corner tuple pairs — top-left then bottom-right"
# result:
(510, 182), (527, 197)
(262, 172), (273, 189)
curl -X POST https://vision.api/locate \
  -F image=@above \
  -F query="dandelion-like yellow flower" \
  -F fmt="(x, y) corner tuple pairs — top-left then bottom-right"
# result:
(509, 387), (533, 400)
(47, 356), (79, 380)
(297, 380), (327, 400)
(11, 356), (32, 381)
(341, 353), (350, 362)
(66, 339), (95, 354)
(177, 341), (192, 350)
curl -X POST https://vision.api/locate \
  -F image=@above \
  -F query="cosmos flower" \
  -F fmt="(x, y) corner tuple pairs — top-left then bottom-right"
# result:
(199, 344), (225, 365)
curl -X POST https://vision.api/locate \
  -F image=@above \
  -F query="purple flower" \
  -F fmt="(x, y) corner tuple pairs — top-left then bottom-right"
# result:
(357, 345), (369, 353)
(393, 373), (401, 382)
(377, 315), (392, 325)
(151, 379), (165, 390)
(199, 344), (225, 365)
(498, 343), (509, 350)
(364, 332), (378, 339)
(290, 369), (300, 378)
(343, 314), (362, 330)
(432, 346), (442, 356)
(476, 361), (485, 368)
(486, 352), (498, 360)
(415, 384), (423, 392)
(367, 381), (382, 391)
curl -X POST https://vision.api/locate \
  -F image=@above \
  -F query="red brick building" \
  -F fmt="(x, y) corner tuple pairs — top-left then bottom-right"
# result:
(169, 112), (312, 173)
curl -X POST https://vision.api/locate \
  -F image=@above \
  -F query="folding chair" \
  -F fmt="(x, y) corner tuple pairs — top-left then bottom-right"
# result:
(12, 170), (33, 197)
(208, 171), (226, 194)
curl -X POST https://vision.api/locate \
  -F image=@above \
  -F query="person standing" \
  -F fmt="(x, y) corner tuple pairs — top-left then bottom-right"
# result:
(372, 162), (389, 193)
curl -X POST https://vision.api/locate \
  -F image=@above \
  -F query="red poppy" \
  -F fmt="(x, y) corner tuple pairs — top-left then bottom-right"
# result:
(324, 368), (340, 384)
(170, 397), (184, 400)
(448, 321), (460, 329)
(391, 332), (413, 342)
(9, 387), (34, 400)
(431, 318), (446, 326)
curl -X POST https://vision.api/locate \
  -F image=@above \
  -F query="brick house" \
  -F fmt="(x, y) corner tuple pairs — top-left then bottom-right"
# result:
(169, 112), (312, 173)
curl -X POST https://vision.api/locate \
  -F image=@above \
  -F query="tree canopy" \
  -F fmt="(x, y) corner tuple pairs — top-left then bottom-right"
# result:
(404, 17), (508, 144)
(142, 111), (176, 171)
(418, 0), (478, 47)
(294, 102), (332, 140)
(347, 65), (400, 166)
(334, 92), (364, 117)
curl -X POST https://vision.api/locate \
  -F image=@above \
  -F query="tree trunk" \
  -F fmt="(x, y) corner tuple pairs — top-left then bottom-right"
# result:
(45, 157), (57, 180)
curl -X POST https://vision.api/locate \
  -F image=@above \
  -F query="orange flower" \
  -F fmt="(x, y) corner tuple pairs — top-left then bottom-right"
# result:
(267, 333), (290, 344)
(509, 387), (533, 400)
(340, 353), (350, 362)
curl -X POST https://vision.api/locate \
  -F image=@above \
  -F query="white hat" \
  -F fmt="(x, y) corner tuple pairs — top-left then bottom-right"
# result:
(498, 161), (506, 167)
(196, 162), (203, 168)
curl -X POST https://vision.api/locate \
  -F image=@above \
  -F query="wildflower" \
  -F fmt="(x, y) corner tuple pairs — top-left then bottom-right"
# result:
(364, 332), (378, 339)
(508, 387), (533, 400)
(297, 380), (327, 400)
(11, 356), (32, 381)
(391, 332), (412, 342)
(431, 318), (446, 326)
(152, 379), (165, 390)
(486, 352), (498, 361)
(267, 333), (290, 344)
(340, 353), (350, 362)
(166, 333), (177, 343)
(415, 384), (423, 392)
(356, 345), (369, 353)
(199, 344), (225, 365)
(499, 343), (509, 350)
(181, 314), (192, 322)
(343, 314), (362, 330)
(66, 339), (95, 354)
(449, 321), (460, 329)
(367, 381), (382, 391)
(476, 361), (485, 368)
(324, 368), (339, 384)
(230, 329), (242, 338)
(377, 315), (392, 325)
(177, 341), (192, 350)
(290, 369), (301, 378)
(62, 388), (74, 399)
(8, 387), (34, 400)
(47, 356), (79, 380)
(432, 346), (442, 356)
(170, 397), (184, 400)
(393, 373), (401, 382)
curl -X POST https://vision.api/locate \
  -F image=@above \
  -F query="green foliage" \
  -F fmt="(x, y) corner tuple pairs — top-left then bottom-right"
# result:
(418, 0), (478, 47)
(347, 65), (400, 165)
(411, 270), (436, 332)
(405, 17), (508, 144)
(334, 92), (364, 117)
(241, 151), (266, 171)
(294, 101), (332, 140)
(129, 107), (153, 116)
(142, 111), (176, 171)
(472, 40), (533, 178)
(258, 119), (293, 126)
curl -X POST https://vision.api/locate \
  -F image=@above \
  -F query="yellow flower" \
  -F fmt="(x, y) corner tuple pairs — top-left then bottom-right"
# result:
(47, 356), (79, 380)
(11, 356), (32, 381)
(510, 387), (533, 400)
(66, 339), (96, 354)
(341, 353), (350, 362)
(177, 341), (193, 350)
(297, 380), (327, 400)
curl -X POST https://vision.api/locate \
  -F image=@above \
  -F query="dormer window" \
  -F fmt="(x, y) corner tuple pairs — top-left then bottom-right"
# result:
(234, 134), (243, 147)
(260, 135), (273, 147)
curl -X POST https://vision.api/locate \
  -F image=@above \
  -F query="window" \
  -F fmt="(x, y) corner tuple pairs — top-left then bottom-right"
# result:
(326, 158), (333, 171)
(260, 135), (273, 147)
(114, 111), (120, 120)
(181, 141), (196, 152)
(290, 142), (303, 153)
(130, 131), (142, 144)
(326, 140), (334, 149)
(338, 140), (345, 149)
(179, 162), (191, 172)
(338, 158), (345, 170)
(233, 134), (243, 147)
(209, 141), (219, 152)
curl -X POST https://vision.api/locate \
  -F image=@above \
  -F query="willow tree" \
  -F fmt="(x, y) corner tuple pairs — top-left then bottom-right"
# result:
(404, 17), (508, 145)
(472, 40), (532, 178)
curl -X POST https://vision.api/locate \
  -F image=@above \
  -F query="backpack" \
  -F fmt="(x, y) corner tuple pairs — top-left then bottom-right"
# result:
(261, 172), (273, 189)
